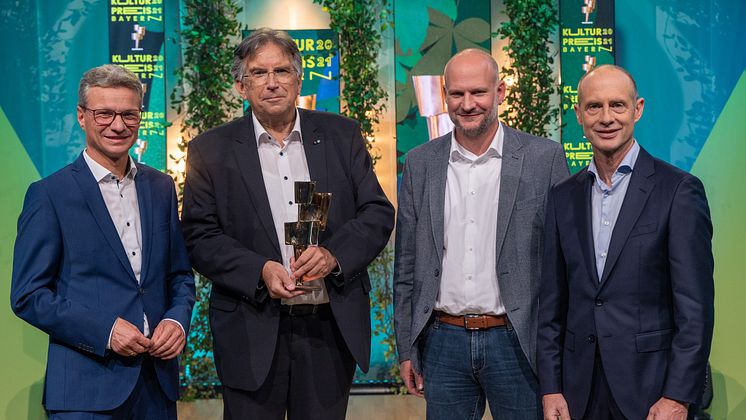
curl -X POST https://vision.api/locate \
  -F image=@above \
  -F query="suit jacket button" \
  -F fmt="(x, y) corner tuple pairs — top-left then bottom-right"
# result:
(434, 269), (440, 277)
(423, 306), (430, 314)
(595, 299), (604, 306)
(587, 334), (596, 343)
(139, 287), (145, 295)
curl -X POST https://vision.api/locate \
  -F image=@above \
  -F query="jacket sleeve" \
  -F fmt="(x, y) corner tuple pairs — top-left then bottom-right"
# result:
(537, 187), (569, 395)
(10, 182), (118, 357)
(393, 155), (417, 363)
(322, 124), (395, 287)
(661, 175), (714, 403)
(160, 181), (196, 332)
(181, 141), (271, 303)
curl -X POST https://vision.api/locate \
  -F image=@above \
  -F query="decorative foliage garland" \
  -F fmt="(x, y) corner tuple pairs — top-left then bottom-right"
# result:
(313, 0), (402, 390)
(496, 0), (559, 137)
(171, 0), (242, 401)
(313, 0), (390, 164)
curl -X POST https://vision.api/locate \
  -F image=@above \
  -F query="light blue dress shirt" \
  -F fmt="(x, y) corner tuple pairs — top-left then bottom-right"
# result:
(587, 141), (640, 281)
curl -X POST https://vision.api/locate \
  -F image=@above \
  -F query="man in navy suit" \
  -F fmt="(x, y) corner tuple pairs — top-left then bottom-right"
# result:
(538, 65), (714, 420)
(11, 64), (195, 419)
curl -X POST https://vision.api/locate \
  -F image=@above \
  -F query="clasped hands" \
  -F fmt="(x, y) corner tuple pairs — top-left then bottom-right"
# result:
(262, 246), (337, 299)
(110, 318), (185, 359)
(542, 393), (688, 420)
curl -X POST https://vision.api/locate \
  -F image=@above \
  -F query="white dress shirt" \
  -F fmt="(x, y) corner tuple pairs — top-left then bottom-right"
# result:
(436, 124), (506, 316)
(84, 151), (185, 348)
(253, 110), (329, 305)
(83, 151), (150, 340)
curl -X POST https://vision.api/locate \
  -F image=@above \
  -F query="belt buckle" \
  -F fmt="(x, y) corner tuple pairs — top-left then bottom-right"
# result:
(464, 314), (483, 330)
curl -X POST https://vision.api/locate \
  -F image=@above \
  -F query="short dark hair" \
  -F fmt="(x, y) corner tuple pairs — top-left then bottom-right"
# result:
(577, 64), (638, 103)
(231, 27), (302, 82)
(78, 64), (143, 107)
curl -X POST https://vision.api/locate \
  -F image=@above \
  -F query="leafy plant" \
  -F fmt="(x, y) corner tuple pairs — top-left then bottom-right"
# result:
(170, 0), (242, 401)
(313, 0), (402, 390)
(313, 0), (390, 165)
(496, 0), (559, 137)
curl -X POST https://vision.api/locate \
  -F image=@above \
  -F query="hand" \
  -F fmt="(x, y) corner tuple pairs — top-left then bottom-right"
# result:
(542, 393), (571, 420)
(646, 397), (688, 420)
(149, 319), (185, 360)
(399, 360), (424, 397)
(290, 246), (337, 282)
(110, 317), (151, 357)
(262, 260), (307, 299)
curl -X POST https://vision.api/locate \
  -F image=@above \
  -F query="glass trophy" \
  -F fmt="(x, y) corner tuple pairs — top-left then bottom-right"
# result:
(284, 181), (332, 291)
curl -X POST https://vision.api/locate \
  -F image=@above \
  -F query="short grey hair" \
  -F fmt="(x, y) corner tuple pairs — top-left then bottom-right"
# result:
(78, 64), (144, 107)
(231, 27), (302, 82)
(577, 64), (639, 103)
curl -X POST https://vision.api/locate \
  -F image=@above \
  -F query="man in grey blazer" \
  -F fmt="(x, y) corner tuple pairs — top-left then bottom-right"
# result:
(394, 49), (569, 419)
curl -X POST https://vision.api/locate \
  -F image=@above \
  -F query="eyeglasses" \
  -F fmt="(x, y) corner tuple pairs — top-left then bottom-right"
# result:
(243, 67), (297, 84)
(80, 106), (142, 126)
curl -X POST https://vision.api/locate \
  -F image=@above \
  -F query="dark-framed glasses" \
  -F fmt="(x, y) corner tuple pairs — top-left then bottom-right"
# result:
(243, 67), (297, 84)
(80, 106), (142, 126)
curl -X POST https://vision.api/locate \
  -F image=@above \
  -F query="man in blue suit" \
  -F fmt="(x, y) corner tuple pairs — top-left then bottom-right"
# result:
(538, 65), (714, 420)
(11, 64), (195, 419)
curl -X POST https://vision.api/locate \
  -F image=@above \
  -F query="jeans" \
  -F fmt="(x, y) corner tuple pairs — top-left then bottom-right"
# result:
(421, 319), (541, 420)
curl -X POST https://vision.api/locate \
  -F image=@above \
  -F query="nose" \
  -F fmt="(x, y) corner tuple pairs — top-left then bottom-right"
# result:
(599, 105), (613, 124)
(109, 113), (128, 131)
(461, 93), (475, 111)
(265, 72), (280, 89)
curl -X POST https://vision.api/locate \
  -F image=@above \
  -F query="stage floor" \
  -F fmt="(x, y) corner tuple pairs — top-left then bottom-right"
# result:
(178, 395), (496, 419)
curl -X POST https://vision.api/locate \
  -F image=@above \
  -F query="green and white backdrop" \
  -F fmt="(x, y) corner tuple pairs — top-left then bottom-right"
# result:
(1, 0), (744, 418)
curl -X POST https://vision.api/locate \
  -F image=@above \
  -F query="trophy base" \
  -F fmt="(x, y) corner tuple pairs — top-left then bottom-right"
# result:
(294, 283), (322, 292)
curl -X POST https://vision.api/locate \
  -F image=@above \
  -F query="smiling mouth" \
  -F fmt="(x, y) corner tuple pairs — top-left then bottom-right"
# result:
(595, 129), (620, 139)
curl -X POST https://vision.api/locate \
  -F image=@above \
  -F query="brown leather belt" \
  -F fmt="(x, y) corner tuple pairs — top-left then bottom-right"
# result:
(435, 311), (508, 330)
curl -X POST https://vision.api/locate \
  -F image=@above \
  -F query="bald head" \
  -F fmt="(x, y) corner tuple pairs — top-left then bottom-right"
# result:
(577, 64), (638, 104)
(444, 48), (500, 89)
(442, 48), (505, 143)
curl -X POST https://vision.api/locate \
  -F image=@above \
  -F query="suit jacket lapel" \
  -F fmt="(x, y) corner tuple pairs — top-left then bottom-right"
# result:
(599, 148), (655, 285)
(231, 113), (282, 256)
(299, 109), (328, 191)
(573, 168), (600, 285)
(429, 136), (450, 264)
(70, 155), (137, 281)
(495, 127), (524, 257)
(135, 166), (152, 284)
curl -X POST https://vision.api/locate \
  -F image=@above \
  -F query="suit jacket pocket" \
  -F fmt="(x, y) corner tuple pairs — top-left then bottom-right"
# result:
(635, 328), (673, 352)
(210, 295), (239, 312)
(629, 221), (658, 237)
(515, 194), (545, 210)
(564, 329), (575, 352)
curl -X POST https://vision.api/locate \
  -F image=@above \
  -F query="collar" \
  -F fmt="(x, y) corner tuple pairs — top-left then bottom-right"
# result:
(83, 149), (137, 182)
(450, 121), (504, 163)
(588, 139), (640, 179)
(252, 108), (302, 146)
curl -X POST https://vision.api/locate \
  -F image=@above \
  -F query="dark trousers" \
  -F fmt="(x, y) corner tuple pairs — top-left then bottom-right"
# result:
(222, 304), (356, 420)
(48, 357), (176, 420)
(580, 353), (626, 420)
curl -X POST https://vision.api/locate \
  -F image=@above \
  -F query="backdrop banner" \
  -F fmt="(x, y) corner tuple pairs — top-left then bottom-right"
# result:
(109, 2), (167, 170)
(559, 0), (615, 173)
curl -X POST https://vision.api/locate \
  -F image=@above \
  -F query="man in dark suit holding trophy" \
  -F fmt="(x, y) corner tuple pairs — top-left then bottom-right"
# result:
(181, 28), (394, 419)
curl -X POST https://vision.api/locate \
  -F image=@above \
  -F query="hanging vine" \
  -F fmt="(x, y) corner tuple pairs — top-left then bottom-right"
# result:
(313, 0), (390, 164)
(496, 0), (559, 137)
(170, 0), (242, 401)
(313, 0), (402, 391)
